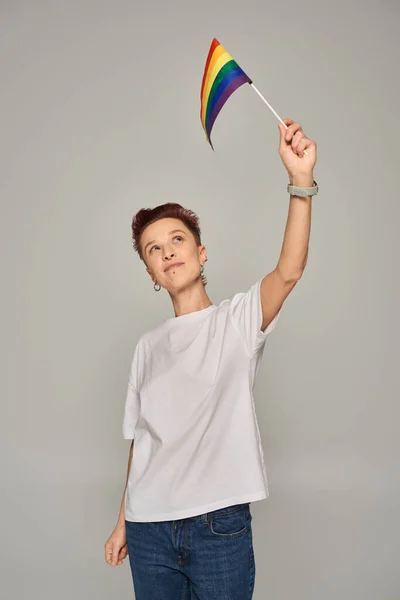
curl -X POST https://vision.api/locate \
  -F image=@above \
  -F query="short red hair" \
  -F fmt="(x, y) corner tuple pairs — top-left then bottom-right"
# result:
(131, 202), (207, 285)
(131, 202), (203, 259)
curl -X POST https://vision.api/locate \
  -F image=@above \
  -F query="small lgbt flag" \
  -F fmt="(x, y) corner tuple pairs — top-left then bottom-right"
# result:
(200, 38), (252, 148)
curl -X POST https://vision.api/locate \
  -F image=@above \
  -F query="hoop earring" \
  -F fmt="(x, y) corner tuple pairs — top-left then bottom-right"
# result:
(154, 283), (161, 292)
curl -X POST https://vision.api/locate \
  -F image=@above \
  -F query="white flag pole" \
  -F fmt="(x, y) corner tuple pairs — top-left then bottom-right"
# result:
(250, 83), (308, 156)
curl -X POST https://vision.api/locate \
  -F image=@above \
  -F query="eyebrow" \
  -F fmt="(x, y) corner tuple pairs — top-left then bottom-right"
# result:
(143, 229), (186, 253)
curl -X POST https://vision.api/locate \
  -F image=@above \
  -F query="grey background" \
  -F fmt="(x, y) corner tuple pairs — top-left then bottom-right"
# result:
(1, 1), (399, 599)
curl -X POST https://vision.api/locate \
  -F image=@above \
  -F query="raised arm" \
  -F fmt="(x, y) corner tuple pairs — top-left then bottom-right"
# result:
(260, 119), (317, 331)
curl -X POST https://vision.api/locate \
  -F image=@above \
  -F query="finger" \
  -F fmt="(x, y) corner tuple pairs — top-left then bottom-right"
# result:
(291, 130), (304, 152)
(278, 120), (293, 151)
(111, 549), (120, 567)
(285, 122), (302, 143)
(278, 118), (293, 135)
(301, 138), (316, 158)
(296, 137), (309, 157)
(116, 546), (128, 566)
(282, 118), (294, 127)
(278, 123), (287, 151)
(286, 124), (302, 143)
(105, 543), (113, 564)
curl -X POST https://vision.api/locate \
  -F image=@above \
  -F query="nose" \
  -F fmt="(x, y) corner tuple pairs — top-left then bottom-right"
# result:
(163, 249), (175, 261)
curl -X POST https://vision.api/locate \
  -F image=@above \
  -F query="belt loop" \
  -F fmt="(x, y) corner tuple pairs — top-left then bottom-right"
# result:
(200, 512), (208, 524)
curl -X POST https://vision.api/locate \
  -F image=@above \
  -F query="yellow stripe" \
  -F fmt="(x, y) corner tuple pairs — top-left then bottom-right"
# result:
(201, 50), (232, 123)
(201, 47), (233, 125)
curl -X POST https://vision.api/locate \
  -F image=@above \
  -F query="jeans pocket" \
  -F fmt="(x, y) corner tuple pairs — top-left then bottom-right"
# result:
(209, 505), (250, 538)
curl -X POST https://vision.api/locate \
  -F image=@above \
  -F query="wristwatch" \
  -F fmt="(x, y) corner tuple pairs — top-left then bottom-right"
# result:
(287, 180), (318, 197)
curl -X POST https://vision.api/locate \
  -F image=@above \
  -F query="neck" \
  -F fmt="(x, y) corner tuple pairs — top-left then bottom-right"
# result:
(168, 280), (213, 318)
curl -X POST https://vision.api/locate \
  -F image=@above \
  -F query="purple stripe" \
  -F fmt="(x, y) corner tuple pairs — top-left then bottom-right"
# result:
(206, 73), (251, 142)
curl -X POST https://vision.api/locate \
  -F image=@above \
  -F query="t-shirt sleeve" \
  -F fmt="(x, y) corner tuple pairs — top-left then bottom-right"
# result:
(122, 344), (141, 440)
(122, 375), (140, 440)
(229, 279), (281, 355)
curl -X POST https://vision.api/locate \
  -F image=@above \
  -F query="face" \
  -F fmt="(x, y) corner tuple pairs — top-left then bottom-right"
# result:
(141, 218), (207, 292)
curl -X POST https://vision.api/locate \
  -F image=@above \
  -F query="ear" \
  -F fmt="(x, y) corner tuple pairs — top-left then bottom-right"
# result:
(199, 245), (207, 265)
(146, 267), (157, 285)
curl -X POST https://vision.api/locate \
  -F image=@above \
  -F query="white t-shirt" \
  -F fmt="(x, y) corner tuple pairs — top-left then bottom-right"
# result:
(122, 279), (281, 522)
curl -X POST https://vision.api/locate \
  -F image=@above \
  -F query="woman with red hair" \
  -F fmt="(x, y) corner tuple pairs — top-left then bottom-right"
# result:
(105, 119), (318, 599)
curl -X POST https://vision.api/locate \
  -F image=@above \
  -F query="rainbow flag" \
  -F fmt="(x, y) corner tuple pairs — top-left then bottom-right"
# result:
(200, 38), (252, 148)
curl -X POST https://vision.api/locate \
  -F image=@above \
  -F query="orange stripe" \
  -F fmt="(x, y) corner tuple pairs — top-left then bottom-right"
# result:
(201, 48), (232, 126)
(200, 38), (220, 100)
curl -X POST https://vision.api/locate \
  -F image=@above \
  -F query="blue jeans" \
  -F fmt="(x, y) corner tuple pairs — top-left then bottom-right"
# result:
(125, 502), (255, 599)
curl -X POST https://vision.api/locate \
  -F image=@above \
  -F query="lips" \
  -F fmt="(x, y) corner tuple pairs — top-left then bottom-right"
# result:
(165, 262), (184, 272)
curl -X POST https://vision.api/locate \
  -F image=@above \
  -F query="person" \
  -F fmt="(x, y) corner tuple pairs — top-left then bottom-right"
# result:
(105, 119), (318, 599)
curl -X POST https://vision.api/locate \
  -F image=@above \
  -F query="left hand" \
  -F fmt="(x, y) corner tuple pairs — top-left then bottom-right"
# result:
(278, 119), (317, 182)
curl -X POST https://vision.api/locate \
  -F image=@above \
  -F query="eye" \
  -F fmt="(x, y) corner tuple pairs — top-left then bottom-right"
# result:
(174, 235), (183, 242)
(150, 245), (160, 253)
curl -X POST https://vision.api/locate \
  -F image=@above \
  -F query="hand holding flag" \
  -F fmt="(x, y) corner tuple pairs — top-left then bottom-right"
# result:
(278, 119), (317, 182)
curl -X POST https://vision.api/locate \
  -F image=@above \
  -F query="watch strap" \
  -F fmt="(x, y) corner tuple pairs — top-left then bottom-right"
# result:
(287, 180), (318, 197)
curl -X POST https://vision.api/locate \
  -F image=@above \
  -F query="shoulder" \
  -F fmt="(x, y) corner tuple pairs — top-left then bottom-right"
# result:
(224, 280), (262, 309)
(135, 321), (169, 348)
